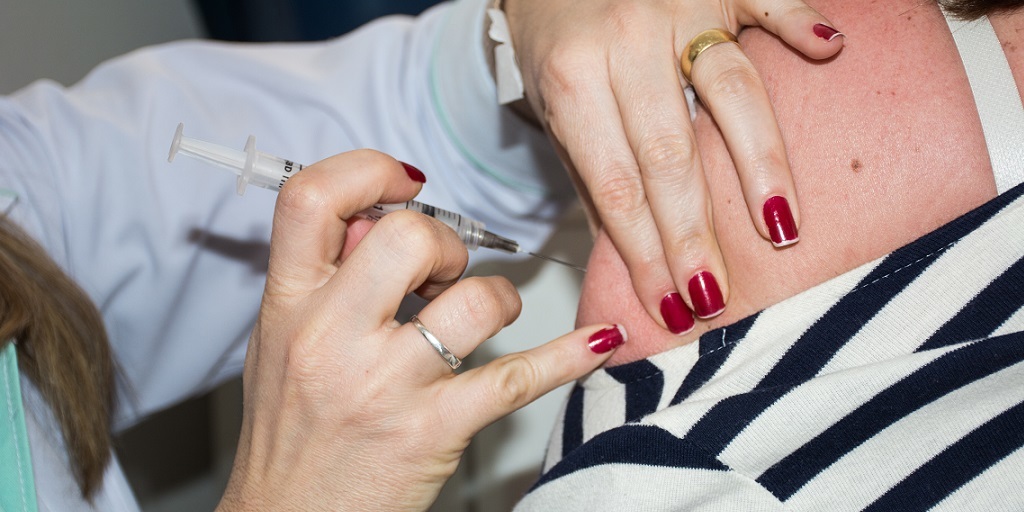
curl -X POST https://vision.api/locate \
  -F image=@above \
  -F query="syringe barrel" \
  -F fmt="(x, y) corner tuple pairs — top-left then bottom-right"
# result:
(360, 200), (487, 250)
(246, 152), (304, 191)
(169, 124), (503, 252)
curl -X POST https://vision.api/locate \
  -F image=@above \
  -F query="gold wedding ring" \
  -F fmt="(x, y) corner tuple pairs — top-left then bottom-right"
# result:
(681, 28), (739, 83)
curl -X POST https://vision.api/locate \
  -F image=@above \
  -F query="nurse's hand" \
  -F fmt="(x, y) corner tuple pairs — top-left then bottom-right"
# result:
(216, 150), (624, 511)
(502, 0), (844, 333)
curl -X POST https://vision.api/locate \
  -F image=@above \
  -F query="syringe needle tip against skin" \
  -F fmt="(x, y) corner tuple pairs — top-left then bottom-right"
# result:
(527, 252), (587, 273)
(477, 229), (586, 271)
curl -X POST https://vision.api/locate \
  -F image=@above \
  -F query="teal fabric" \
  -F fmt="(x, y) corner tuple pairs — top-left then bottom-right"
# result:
(0, 342), (38, 512)
(0, 188), (17, 215)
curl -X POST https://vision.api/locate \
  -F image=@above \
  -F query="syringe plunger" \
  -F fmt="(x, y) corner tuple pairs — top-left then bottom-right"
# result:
(169, 123), (303, 195)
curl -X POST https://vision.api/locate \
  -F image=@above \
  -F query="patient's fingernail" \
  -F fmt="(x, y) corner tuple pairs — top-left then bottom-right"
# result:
(689, 272), (725, 319)
(660, 293), (695, 335)
(764, 195), (799, 247)
(813, 23), (844, 42)
(588, 325), (627, 354)
(401, 162), (427, 183)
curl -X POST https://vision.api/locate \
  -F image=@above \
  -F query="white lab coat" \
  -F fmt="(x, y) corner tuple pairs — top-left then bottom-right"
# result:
(0, 0), (573, 509)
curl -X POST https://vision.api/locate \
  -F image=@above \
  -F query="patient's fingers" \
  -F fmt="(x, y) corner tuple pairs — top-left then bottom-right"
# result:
(688, 42), (801, 249)
(740, 0), (845, 60)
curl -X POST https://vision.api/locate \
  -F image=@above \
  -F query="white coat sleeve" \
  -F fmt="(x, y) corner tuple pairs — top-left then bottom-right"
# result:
(0, 0), (572, 431)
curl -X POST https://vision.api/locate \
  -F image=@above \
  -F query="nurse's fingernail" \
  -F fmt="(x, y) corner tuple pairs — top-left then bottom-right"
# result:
(813, 24), (844, 42)
(689, 271), (725, 319)
(401, 162), (427, 183)
(588, 325), (627, 354)
(764, 195), (799, 247)
(660, 293), (695, 335)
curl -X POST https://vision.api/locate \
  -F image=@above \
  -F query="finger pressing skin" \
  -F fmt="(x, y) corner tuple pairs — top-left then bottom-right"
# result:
(739, 0), (845, 60)
(688, 42), (802, 250)
(441, 323), (627, 440)
(322, 209), (470, 330)
(393, 275), (522, 380)
(266, 150), (425, 297)
(540, 52), (686, 331)
(611, 21), (728, 325)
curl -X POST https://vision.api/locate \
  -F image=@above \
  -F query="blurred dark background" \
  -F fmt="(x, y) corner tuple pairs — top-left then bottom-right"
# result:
(193, 0), (444, 41)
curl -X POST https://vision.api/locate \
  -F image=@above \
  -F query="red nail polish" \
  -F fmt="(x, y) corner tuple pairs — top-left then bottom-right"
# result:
(588, 325), (627, 354)
(401, 162), (427, 183)
(688, 271), (725, 319)
(660, 293), (695, 335)
(813, 23), (844, 42)
(763, 195), (799, 247)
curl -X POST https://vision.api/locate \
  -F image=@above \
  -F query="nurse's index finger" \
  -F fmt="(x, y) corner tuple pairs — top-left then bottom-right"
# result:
(266, 150), (426, 295)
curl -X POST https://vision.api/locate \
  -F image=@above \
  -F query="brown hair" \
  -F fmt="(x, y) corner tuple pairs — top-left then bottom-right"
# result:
(0, 215), (114, 499)
(939, 0), (1024, 18)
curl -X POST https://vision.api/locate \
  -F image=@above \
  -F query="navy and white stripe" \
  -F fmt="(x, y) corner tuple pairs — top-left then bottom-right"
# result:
(517, 184), (1024, 511)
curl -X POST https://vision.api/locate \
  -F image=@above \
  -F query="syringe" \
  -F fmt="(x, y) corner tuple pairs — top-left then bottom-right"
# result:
(167, 124), (585, 271)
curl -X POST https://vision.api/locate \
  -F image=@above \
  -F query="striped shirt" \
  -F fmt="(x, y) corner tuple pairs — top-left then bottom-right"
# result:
(516, 183), (1024, 511)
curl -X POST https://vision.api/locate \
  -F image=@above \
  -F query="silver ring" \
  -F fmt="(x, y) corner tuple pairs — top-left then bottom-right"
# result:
(410, 315), (462, 371)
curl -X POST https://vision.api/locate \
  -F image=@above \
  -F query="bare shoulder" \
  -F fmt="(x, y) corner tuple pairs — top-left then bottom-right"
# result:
(694, 0), (1006, 315)
(581, 1), (1023, 366)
